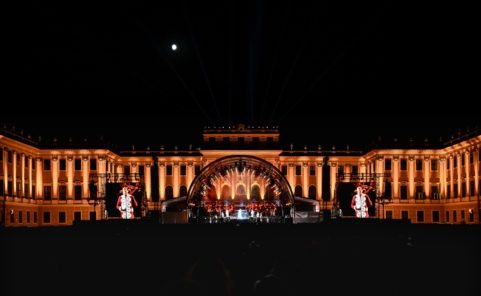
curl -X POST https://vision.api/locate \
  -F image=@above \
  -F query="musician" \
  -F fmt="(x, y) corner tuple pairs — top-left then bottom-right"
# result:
(351, 186), (372, 218)
(116, 186), (138, 219)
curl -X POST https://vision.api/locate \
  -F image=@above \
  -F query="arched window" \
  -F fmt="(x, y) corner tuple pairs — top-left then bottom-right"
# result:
(236, 184), (246, 196)
(308, 185), (316, 199)
(294, 185), (303, 197)
(165, 186), (173, 200)
(251, 185), (261, 200)
(179, 185), (188, 197)
(221, 185), (231, 199)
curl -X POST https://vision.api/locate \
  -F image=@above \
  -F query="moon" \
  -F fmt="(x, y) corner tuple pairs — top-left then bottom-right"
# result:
(171, 44), (177, 51)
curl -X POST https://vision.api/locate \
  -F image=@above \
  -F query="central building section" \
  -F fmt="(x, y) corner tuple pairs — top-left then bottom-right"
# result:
(187, 155), (294, 223)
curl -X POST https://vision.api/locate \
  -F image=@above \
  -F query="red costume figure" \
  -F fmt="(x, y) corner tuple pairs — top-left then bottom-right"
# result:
(351, 186), (372, 218)
(116, 186), (138, 219)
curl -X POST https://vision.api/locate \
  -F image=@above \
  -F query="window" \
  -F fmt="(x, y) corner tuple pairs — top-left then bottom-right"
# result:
(59, 159), (66, 171)
(165, 186), (174, 199)
(59, 212), (66, 223)
(281, 165), (287, 176)
(295, 165), (301, 176)
(384, 181), (392, 199)
(124, 165), (130, 175)
(460, 210), (465, 221)
(34, 212), (38, 223)
(385, 159), (391, 171)
(74, 185), (82, 200)
(18, 211), (23, 223)
(416, 186), (424, 199)
(453, 157), (457, 168)
(89, 212), (96, 221)
(431, 186), (439, 199)
(309, 166), (315, 176)
(238, 137), (245, 144)
(415, 159), (422, 171)
(138, 165), (144, 176)
(432, 211), (440, 223)
(400, 159), (407, 171)
(401, 210), (409, 220)
(294, 185), (302, 197)
(90, 159), (97, 170)
(453, 210), (457, 223)
(208, 137), (215, 144)
(180, 186), (188, 197)
(74, 211), (81, 221)
(44, 159), (51, 171)
(453, 184), (458, 198)
(180, 165), (186, 176)
(266, 137), (274, 144)
(166, 165), (172, 176)
(431, 159), (437, 171)
(447, 159), (450, 170)
(43, 212), (50, 224)
(469, 152), (474, 164)
(75, 159), (81, 171)
(351, 165), (358, 175)
(417, 211), (424, 222)
(470, 181), (475, 196)
(10, 211), (14, 223)
(44, 186), (52, 200)
(59, 185), (67, 200)
(223, 137), (230, 145)
(8, 151), (12, 163)
(194, 165), (201, 176)
(469, 209), (474, 222)
(461, 155), (465, 166)
(400, 185), (408, 200)
(447, 185), (451, 199)
(32, 185), (36, 199)
(337, 166), (344, 176)
(252, 137), (260, 144)
(27, 211), (30, 223)
(445, 211), (450, 222)
(386, 211), (393, 219)
(461, 182), (466, 197)
(308, 186), (316, 199)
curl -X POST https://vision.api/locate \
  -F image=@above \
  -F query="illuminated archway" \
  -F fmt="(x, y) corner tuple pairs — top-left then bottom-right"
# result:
(187, 155), (294, 223)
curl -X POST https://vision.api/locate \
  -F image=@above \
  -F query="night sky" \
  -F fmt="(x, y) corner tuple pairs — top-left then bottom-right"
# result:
(5, 1), (479, 148)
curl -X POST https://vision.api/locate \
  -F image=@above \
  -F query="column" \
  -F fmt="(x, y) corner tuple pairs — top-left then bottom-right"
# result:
(67, 157), (74, 199)
(474, 147), (479, 196)
(186, 162), (194, 190)
(393, 156), (400, 198)
(2, 149), (7, 196)
(465, 151), (470, 196)
(173, 162), (179, 198)
(145, 164), (152, 201)
(98, 157), (106, 197)
(36, 158), (43, 198)
(159, 162), (165, 200)
(12, 151), (17, 196)
(408, 157), (415, 199)
(439, 157), (446, 198)
(330, 162), (337, 201)
(424, 157), (430, 198)
(287, 163), (295, 193)
(316, 162), (323, 200)
(456, 153), (462, 197)
(449, 155), (454, 198)
(28, 156), (33, 198)
(52, 156), (59, 199)
(376, 156), (384, 196)
(82, 156), (89, 200)
(21, 154), (25, 197)
(302, 162), (308, 197)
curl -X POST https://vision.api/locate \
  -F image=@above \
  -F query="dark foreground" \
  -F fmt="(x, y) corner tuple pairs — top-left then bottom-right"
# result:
(2, 220), (480, 296)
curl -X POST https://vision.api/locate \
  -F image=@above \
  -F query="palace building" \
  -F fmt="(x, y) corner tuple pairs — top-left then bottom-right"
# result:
(1, 124), (480, 226)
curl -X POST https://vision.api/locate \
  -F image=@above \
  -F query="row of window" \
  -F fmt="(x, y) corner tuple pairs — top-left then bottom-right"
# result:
(387, 209), (475, 223)
(8, 210), (94, 224)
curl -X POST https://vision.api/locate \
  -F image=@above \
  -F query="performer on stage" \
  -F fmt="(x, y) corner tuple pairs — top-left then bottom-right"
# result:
(116, 186), (138, 219)
(351, 186), (372, 218)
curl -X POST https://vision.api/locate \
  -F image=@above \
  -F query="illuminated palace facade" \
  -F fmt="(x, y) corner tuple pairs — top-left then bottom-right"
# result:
(1, 124), (480, 226)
